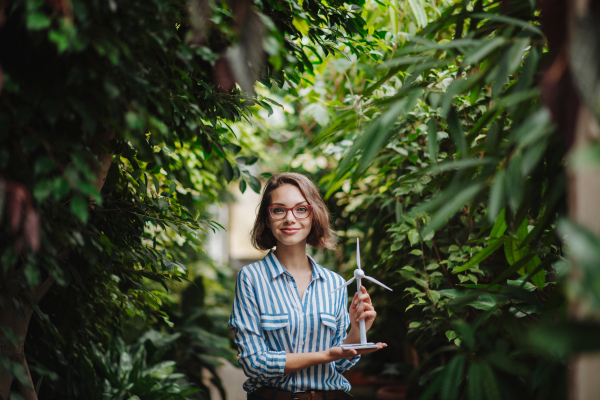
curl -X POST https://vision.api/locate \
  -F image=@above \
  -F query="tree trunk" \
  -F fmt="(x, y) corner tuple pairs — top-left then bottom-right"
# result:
(567, 0), (600, 397)
(0, 129), (115, 400)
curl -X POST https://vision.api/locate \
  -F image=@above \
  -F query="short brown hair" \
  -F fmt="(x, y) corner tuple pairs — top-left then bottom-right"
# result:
(250, 173), (337, 251)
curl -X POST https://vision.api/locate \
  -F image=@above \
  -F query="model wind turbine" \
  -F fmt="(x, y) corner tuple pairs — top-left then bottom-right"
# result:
(331, 238), (393, 350)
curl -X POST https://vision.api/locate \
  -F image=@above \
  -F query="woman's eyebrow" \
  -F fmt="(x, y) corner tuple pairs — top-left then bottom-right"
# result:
(270, 201), (309, 206)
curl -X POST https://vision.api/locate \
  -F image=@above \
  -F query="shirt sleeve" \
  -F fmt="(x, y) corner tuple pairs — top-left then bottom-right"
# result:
(332, 284), (360, 373)
(228, 269), (287, 379)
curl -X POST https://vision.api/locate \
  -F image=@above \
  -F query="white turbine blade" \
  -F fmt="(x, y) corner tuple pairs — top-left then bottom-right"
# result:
(330, 277), (356, 294)
(363, 275), (393, 291)
(356, 238), (362, 270)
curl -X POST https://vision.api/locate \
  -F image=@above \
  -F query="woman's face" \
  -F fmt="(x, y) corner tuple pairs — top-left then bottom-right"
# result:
(268, 184), (313, 248)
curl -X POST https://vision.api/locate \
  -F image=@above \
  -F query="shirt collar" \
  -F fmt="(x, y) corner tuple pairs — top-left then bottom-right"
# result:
(265, 250), (327, 281)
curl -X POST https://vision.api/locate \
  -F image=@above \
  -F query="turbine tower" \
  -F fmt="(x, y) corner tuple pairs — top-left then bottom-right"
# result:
(331, 238), (393, 350)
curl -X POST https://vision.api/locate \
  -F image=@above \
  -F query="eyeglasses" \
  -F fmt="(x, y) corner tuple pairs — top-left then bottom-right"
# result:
(267, 204), (313, 220)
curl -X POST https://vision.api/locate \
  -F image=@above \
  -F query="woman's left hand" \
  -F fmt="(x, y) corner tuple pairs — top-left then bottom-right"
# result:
(349, 286), (377, 333)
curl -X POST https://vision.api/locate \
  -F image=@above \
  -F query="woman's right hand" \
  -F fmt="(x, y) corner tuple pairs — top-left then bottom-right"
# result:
(326, 343), (387, 361)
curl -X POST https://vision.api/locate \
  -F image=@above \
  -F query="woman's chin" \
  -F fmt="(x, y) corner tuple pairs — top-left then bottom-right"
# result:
(275, 235), (309, 247)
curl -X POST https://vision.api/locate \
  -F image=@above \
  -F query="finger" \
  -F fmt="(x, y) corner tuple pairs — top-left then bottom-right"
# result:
(356, 303), (364, 315)
(356, 343), (387, 354)
(357, 310), (377, 322)
(356, 303), (373, 316)
(351, 292), (359, 308)
(358, 303), (374, 312)
(357, 293), (371, 304)
(344, 349), (358, 358)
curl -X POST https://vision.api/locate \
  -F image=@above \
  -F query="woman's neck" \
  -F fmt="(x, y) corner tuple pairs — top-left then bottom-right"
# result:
(274, 241), (311, 273)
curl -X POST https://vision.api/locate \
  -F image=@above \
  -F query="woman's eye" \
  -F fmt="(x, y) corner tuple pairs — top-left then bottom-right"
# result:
(296, 207), (308, 212)
(272, 208), (285, 214)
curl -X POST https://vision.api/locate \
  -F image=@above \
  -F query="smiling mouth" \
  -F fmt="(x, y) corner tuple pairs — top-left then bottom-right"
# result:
(281, 228), (300, 234)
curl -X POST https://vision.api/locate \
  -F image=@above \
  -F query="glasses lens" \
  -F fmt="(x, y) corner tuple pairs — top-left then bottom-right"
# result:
(293, 205), (311, 218)
(270, 207), (287, 219)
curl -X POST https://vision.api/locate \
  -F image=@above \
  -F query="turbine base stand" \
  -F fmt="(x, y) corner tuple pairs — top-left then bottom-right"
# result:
(340, 343), (378, 350)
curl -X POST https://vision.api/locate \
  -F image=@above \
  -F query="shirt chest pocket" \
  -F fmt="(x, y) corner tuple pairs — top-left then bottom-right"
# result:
(260, 313), (289, 331)
(319, 312), (337, 335)
(260, 313), (289, 350)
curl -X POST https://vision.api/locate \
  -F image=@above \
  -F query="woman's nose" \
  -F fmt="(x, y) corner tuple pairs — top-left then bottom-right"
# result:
(284, 210), (296, 222)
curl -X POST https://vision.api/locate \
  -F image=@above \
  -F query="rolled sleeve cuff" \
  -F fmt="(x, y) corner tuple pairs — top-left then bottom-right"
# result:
(335, 354), (361, 372)
(240, 350), (287, 378)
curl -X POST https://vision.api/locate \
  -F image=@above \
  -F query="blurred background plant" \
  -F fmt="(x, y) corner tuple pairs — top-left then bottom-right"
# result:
(3, 0), (600, 399)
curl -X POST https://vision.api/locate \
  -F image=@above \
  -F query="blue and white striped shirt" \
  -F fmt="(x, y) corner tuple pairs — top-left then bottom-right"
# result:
(228, 251), (360, 393)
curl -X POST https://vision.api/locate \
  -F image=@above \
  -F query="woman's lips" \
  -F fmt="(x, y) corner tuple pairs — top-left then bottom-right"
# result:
(281, 228), (300, 234)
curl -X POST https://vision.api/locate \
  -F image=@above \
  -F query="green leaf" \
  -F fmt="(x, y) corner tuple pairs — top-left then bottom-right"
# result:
(158, 198), (169, 210)
(440, 354), (465, 400)
(239, 179), (247, 194)
(427, 119), (438, 164)
(408, 229), (420, 246)
(152, 175), (160, 195)
(24, 263), (40, 286)
(423, 182), (483, 236)
(452, 319), (476, 350)
(488, 170), (506, 222)
(464, 38), (505, 65)
(490, 254), (535, 285)
(292, 16), (310, 35)
(246, 155), (259, 165)
(517, 218), (528, 241)
(514, 108), (552, 149)
(467, 362), (484, 400)
(447, 107), (467, 157)
(48, 30), (70, 52)
(408, 0), (428, 28)
(27, 13), (51, 30)
(454, 238), (504, 274)
(479, 362), (501, 400)
(523, 255), (547, 290)
(71, 196), (89, 224)
(259, 101), (274, 117)
(223, 159), (234, 182)
(490, 209), (507, 238)
(248, 175), (261, 194)
(504, 237), (524, 269)
(471, 13), (544, 36)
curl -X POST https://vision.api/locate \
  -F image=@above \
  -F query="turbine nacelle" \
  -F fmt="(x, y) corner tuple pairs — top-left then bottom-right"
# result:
(354, 269), (365, 279)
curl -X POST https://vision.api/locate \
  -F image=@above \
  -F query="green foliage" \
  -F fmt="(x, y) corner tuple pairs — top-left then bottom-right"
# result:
(248, 0), (578, 398)
(92, 334), (200, 400)
(0, 0), (365, 397)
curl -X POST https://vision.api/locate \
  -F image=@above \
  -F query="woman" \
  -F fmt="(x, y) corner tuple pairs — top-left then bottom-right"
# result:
(228, 173), (386, 400)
